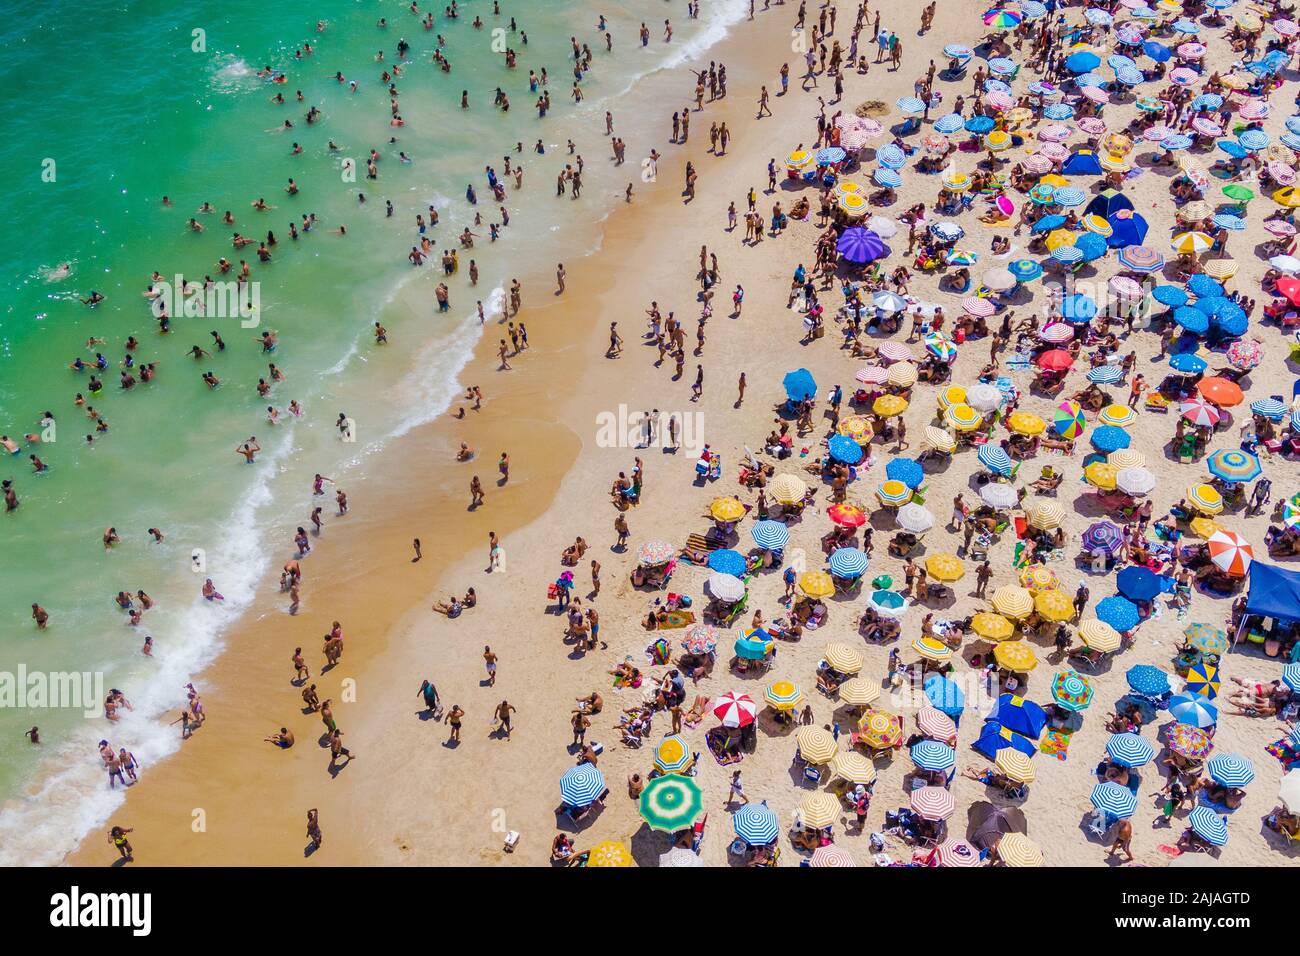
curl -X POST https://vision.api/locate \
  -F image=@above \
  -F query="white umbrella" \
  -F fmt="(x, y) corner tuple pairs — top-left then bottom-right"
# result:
(897, 503), (936, 533)
(1270, 254), (1300, 274)
(706, 573), (746, 602)
(966, 383), (1003, 412)
(980, 482), (1019, 509)
(658, 847), (705, 867)
(982, 268), (1017, 292)
(1281, 769), (1300, 812)
(873, 291), (907, 313)
(1115, 467), (1156, 496)
(867, 215), (899, 238)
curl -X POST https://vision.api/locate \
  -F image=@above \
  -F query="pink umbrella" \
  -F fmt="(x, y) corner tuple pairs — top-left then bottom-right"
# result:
(996, 195), (1016, 217)
(1078, 117), (1108, 135)
(934, 838), (982, 867)
(988, 91), (1015, 110)
(1270, 162), (1297, 186)
(1178, 42), (1206, 59)
(1038, 124), (1072, 142)
(1239, 100), (1271, 120)
(1116, 28), (1145, 45)
(917, 707), (957, 742)
(962, 296), (996, 317)
(1024, 154), (1055, 173)
(878, 341), (914, 362)
(1040, 323), (1074, 343)
(855, 365), (889, 384)
(840, 129), (872, 150)
(1039, 142), (1070, 162)
(1265, 219), (1298, 237)
(1275, 18), (1299, 36)
(911, 786), (957, 821)
(856, 118), (884, 137)
(1109, 275), (1144, 297)
(1143, 125), (1175, 142)
(1119, 0), (1147, 8)
(1082, 86), (1110, 104)
(1191, 117), (1222, 137)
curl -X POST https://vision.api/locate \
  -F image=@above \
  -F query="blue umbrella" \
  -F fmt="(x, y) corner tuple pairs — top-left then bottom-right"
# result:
(1169, 353), (1207, 374)
(924, 674), (965, 718)
(1201, 293), (1245, 317)
(1031, 215), (1068, 233)
(782, 368), (817, 401)
(1076, 72), (1107, 88)
(1188, 806), (1229, 846)
(733, 635), (770, 660)
(1283, 132), (1300, 152)
(1131, 5), (1158, 17)
(934, 112), (965, 134)
(1021, 0), (1047, 16)
(1161, 134), (1193, 151)
(1107, 213), (1149, 249)
(1251, 398), (1288, 420)
(1125, 663), (1170, 696)
(707, 549), (748, 576)
(750, 520), (788, 550)
(733, 802), (780, 845)
(1066, 52), (1101, 73)
(1088, 365), (1125, 384)
(1173, 307), (1209, 334)
(910, 740), (957, 771)
(1287, 664), (1300, 693)
(1009, 259), (1043, 281)
(1086, 9), (1113, 25)
(560, 764), (607, 807)
(1217, 139), (1249, 160)
(1211, 214), (1246, 232)
(1205, 0), (1234, 7)
(1090, 426), (1131, 453)
(1115, 67), (1145, 86)
(873, 167), (903, 188)
(1063, 293), (1098, 321)
(886, 457), (924, 488)
(1107, 55), (1137, 71)
(1168, 692), (1218, 728)
(1287, 117), (1300, 137)
(816, 146), (847, 165)
(1212, 311), (1248, 337)
(1074, 232), (1109, 261)
(896, 96), (927, 114)
(1143, 40), (1171, 62)
(1239, 129), (1270, 151)
(1188, 271), (1225, 296)
(836, 226), (888, 264)
(1051, 246), (1084, 265)
(1172, 18), (1201, 34)
(828, 547), (869, 578)
(877, 144), (907, 168)
(964, 115), (995, 134)
(1207, 449), (1261, 484)
(1091, 782), (1138, 818)
(1118, 567), (1162, 603)
(1192, 93), (1223, 111)
(828, 433), (864, 464)
(1152, 285), (1189, 307)
(977, 444), (1013, 476)
(1043, 103), (1075, 121)
(943, 44), (973, 60)
(1206, 753), (1255, 788)
(1095, 595), (1140, 632)
(1106, 733), (1156, 767)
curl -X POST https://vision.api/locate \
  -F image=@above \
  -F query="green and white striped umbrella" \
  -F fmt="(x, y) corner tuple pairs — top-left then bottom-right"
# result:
(639, 774), (704, 833)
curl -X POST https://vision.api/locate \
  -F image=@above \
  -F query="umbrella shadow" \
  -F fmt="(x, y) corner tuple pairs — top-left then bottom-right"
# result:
(628, 823), (673, 867)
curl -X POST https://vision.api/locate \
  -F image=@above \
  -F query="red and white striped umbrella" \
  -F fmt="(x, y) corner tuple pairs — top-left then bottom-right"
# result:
(917, 706), (957, 743)
(1038, 124), (1072, 143)
(910, 786), (957, 820)
(712, 692), (757, 728)
(809, 844), (857, 867)
(1207, 530), (1254, 577)
(1039, 323), (1074, 343)
(878, 341), (914, 362)
(1039, 142), (1070, 162)
(1239, 100), (1271, 120)
(988, 91), (1015, 111)
(1143, 125), (1175, 142)
(1081, 86), (1110, 104)
(855, 365), (889, 384)
(1078, 117), (1108, 136)
(1180, 399), (1221, 427)
(1274, 18), (1299, 37)
(1191, 117), (1222, 137)
(934, 838), (982, 867)
(962, 296), (995, 317)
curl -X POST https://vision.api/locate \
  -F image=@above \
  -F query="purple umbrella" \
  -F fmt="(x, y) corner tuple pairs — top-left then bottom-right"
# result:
(1082, 520), (1124, 556)
(837, 227), (888, 264)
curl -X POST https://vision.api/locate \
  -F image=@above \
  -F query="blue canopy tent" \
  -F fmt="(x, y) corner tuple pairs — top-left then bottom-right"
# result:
(973, 722), (1038, 760)
(985, 693), (1047, 739)
(1085, 189), (1134, 220)
(1241, 563), (1300, 634)
(1106, 211), (1149, 248)
(1062, 149), (1103, 175)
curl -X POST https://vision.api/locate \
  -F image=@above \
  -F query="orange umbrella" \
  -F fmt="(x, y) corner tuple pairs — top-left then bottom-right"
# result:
(1197, 377), (1244, 407)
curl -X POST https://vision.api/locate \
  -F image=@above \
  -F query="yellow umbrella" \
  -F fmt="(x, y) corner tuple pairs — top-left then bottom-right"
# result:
(764, 679), (805, 711)
(1202, 259), (1238, 281)
(799, 570), (836, 598)
(998, 832), (1044, 867)
(986, 130), (1013, 152)
(1187, 483), (1224, 515)
(995, 749), (1037, 784)
(942, 171), (972, 192)
(1103, 133), (1133, 156)
(838, 678), (880, 707)
(992, 585), (1034, 619)
(1084, 461), (1119, 490)
(1188, 516), (1220, 539)
(1038, 173), (1068, 188)
(1045, 228), (1076, 251)
(824, 642), (865, 674)
(994, 640), (1038, 672)
(923, 425), (957, 453)
(1027, 501), (1065, 530)
(946, 403), (982, 431)
(838, 192), (869, 216)
(1274, 186), (1300, 209)
(1098, 404), (1136, 427)
(939, 385), (967, 409)
(887, 363), (918, 387)
(876, 479), (913, 506)
(1006, 107), (1033, 126)
(709, 496), (746, 521)
(1099, 153), (1131, 173)
(1034, 589), (1075, 622)
(829, 751), (877, 784)
(912, 636), (953, 662)
(588, 841), (634, 867)
(972, 612), (1015, 641)
(874, 394), (909, 417)
(925, 553), (966, 582)
(858, 708), (905, 748)
(1107, 449), (1146, 470)
(1171, 231), (1213, 254)
(655, 736), (695, 774)
(787, 148), (814, 169)
(769, 474), (807, 503)
(796, 726), (838, 764)
(1078, 618), (1121, 652)
(1007, 411), (1046, 436)
(1082, 214), (1113, 236)
(839, 414), (873, 442)
(799, 791), (842, 828)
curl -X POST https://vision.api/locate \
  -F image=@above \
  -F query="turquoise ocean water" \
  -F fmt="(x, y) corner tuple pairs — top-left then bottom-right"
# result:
(0, 0), (746, 862)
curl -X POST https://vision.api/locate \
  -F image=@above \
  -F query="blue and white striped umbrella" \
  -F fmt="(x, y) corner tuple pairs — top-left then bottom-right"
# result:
(816, 147), (847, 165)
(1161, 134), (1194, 151)
(751, 519), (789, 550)
(1290, 726), (1300, 750)
(874, 167), (903, 188)
(559, 763), (606, 807)
(1188, 806), (1229, 846)
(1043, 104), (1075, 120)
(934, 112), (965, 134)
(988, 57), (1017, 75)
(1028, 81), (1059, 97)
(910, 740), (957, 772)
(930, 221), (965, 241)
(1076, 72), (1107, 88)
(1251, 398), (1287, 420)
(1287, 116), (1300, 136)
(1172, 19), (1201, 34)
(1283, 132), (1300, 152)
(1168, 692), (1218, 728)
(1107, 55), (1137, 71)
(733, 801), (780, 845)
(1088, 365), (1125, 384)
(943, 44), (973, 60)
(1131, 5), (1158, 17)
(1238, 129), (1270, 151)
(1021, 0), (1047, 17)
(1207, 753), (1255, 788)
(1053, 187), (1087, 208)
(1126, 664), (1171, 697)
(1205, 0), (1234, 7)
(829, 547), (869, 578)
(1192, 93), (1224, 111)
(1091, 782), (1138, 818)
(1106, 733), (1156, 767)
(984, 79), (1012, 95)
(1115, 67), (1145, 86)
(896, 96), (927, 114)
(1050, 246), (1084, 264)
(877, 144), (907, 169)
(977, 444), (1013, 476)
(1086, 8), (1113, 24)
(708, 548), (748, 577)
(1282, 663), (1300, 692)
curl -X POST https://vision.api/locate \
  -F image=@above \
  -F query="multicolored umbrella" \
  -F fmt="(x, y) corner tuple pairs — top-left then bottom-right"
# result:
(1053, 400), (1086, 438)
(653, 735), (696, 775)
(858, 708), (905, 748)
(1184, 623), (1228, 656)
(1205, 449), (1261, 484)
(1052, 670), (1095, 712)
(1187, 483), (1224, 515)
(1082, 520), (1124, 556)
(636, 539), (675, 566)
(763, 679), (804, 711)
(681, 623), (719, 656)
(828, 502), (868, 528)
(1185, 660), (1220, 699)
(1206, 530), (1253, 577)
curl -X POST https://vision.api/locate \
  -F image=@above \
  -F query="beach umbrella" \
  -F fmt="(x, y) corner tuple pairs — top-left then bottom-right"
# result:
(636, 539), (675, 566)
(992, 585), (1034, 619)
(709, 496), (746, 522)
(972, 612), (1015, 641)
(733, 802), (779, 845)
(836, 227), (888, 264)
(887, 364), (918, 388)
(875, 480), (912, 507)
(828, 547), (869, 578)
(983, 8), (1023, 28)
(1205, 450), (1260, 485)
(925, 553), (965, 582)
(1052, 670), (1094, 712)
(1185, 660), (1220, 699)
(1020, 565), (1058, 592)
(934, 112), (964, 134)
(713, 691), (757, 728)
(1095, 596), (1140, 632)
(1008, 411), (1046, 436)
(1053, 400), (1086, 438)
(917, 707), (957, 744)
(1091, 782), (1138, 818)
(911, 786), (956, 821)
(868, 589), (907, 618)
(934, 839), (981, 867)
(1281, 771), (1300, 812)
(1179, 399), (1220, 427)
(560, 764), (607, 807)
(974, 722), (1039, 761)
(799, 570), (836, 599)
(658, 847), (704, 867)
(1036, 349), (1073, 373)
(966, 382), (1002, 413)
(769, 474), (807, 504)
(1172, 231), (1213, 254)
(1169, 353), (1206, 374)
(1207, 753), (1254, 789)
(1226, 339), (1263, 371)
(1152, 285), (1189, 306)
(734, 633), (770, 661)
(923, 332), (958, 363)
(1079, 619), (1122, 652)
(1198, 377), (1244, 407)
(1116, 246), (1163, 273)
(706, 573), (746, 602)
(873, 167), (903, 189)
(1090, 425), (1130, 453)
(995, 749), (1037, 784)
(911, 740), (957, 772)
(1187, 806), (1229, 846)
(1284, 664), (1300, 692)
(1168, 693), (1218, 729)
(876, 144), (907, 169)
(798, 792), (842, 830)
(707, 548), (747, 577)
(1116, 467), (1156, 496)
(1184, 623), (1228, 657)
(912, 636), (953, 663)
(1009, 258), (1043, 282)
(997, 832), (1043, 867)
(924, 674), (965, 718)
(839, 415), (875, 444)
(750, 520), (789, 550)
(587, 841), (633, 867)
(1083, 214), (1114, 237)
(1173, 307), (1210, 334)
(764, 679), (804, 712)
(855, 365), (888, 385)
(980, 482), (1018, 509)
(939, 387), (968, 411)
(1107, 733), (1156, 767)
(1088, 366), (1124, 384)
(1034, 590), (1075, 623)
(782, 368), (817, 402)
(1043, 103), (1075, 121)
(1083, 520), (1124, 556)
(858, 709), (905, 748)
(829, 751), (877, 785)
(1206, 530), (1253, 577)
(1109, 449), (1146, 470)
(837, 192), (870, 216)
(886, 457), (924, 489)
(977, 444), (1013, 476)
(1098, 405), (1136, 427)
(652, 734), (696, 775)
(946, 403), (982, 431)
(837, 679), (880, 708)
(1066, 51), (1101, 73)
(807, 845), (856, 867)
(994, 641), (1038, 672)
(897, 503), (935, 533)
(1186, 484), (1224, 515)
(1127, 664), (1170, 698)
(681, 623), (719, 656)
(824, 642), (864, 675)
(1031, 214), (1068, 234)
(828, 433), (864, 465)
(1118, 567), (1162, 602)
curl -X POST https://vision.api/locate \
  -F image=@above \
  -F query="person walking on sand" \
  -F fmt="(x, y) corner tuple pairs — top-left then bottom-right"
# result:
(724, 770), (749, 807)
(572, 710), (590, 746)
(471, 476), (485, 506)
(483, 645), (498, 685)
(494, 700), (516, 738)
(757, 85), (772, 117)
(736, 371), (746, 407)
(412, 537), (422, 562)
(447, 704), (464, 742)
(306, 809), (322, 850)
(692, 365), (704, 401)
(608, 321), (623, 356)
(498, 339), (512, 370)
(556, 263), (566, 294)
(108, 826), (134, 863)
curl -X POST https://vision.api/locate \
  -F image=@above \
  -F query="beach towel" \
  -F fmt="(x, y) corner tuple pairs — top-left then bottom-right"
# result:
(1040, 730), (1072, 761)
(1265, 739), (1300, 770)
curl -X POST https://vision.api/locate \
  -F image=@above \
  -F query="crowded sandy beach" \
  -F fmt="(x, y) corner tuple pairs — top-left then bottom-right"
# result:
(7, 0), (1300, 873)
